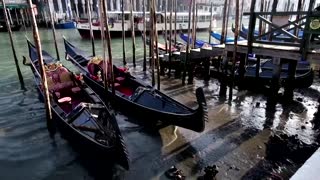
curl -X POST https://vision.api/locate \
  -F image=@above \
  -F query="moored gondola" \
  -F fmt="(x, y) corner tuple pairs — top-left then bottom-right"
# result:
(25, 40), (129, 170)
(64, 38), (208, 133)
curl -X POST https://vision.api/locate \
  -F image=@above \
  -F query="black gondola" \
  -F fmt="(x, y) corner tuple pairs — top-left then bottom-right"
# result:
(64, 38), (207, 133)
(26, 40), (129, 170)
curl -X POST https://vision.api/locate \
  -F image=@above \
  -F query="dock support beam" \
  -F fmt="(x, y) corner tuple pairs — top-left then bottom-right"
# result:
(284, 60), (297, 101)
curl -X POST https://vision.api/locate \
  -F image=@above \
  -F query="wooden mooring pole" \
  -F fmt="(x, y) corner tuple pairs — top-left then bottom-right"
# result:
(191, 0), (196, 49)
(208, 2), (213, 44)
(87, 0), (95, 56)
(220, 0), (228, 44)
(164, 0), (168, 53)
(142, 0), (147, 71)
(174, 0), (177, 45)
(1, 0), (25, 90)
(101, 0), (115, 95)
(121, 0), (127, 66)
(150, 0), (155, 87)
(153, 0), (160, 90)
(27, 0), (55, 135)
(99, 0), (108, 90)
(46, 0), (60, 60)
(130, 0), (136, 68)
(228, 0), (240, 101)
(20, 9), (27, 32)
(182, 0), (193, 85)
(168, 0), (173, 77)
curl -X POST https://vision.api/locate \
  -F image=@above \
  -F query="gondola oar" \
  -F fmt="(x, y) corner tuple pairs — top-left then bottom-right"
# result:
(86, 0), (95, 56)
(45, 0), (60, 61)
(1, 0), (25, 90)
(121, 0), (127, 66)
(130, 0), (136, 67)
(142, 0), (147, 71)
(27, 0), (55, 136)
(101, 0), (115, 95)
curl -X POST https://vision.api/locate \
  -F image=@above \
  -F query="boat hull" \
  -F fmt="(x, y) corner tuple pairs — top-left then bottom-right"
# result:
(64, 39), (207, 132)
(55, 21), (76, 29)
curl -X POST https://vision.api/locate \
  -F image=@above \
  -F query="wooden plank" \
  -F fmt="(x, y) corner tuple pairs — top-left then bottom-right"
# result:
(225, 43), (302, 60)
(243, 11), (308, 16)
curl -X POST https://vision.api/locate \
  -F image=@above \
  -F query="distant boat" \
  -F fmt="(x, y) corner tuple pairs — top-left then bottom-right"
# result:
(77, 11), (216, 38)
(54, 21), (76, 29)
(179, 33), (218, 48)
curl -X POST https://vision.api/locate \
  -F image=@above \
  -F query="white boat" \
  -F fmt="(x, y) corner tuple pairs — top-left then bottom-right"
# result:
(76, 11), (216, 38)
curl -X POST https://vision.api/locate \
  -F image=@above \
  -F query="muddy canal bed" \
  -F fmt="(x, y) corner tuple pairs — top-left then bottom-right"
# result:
(111, 65), (320, 180)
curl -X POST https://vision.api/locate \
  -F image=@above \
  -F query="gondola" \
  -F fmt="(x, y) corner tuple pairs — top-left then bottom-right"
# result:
(179, 33), (218, 48)
(210, 31), (236, 43)
(64, 39), (207, 133)
(25, 40), (129, 169)
(235, 60), (314, 89)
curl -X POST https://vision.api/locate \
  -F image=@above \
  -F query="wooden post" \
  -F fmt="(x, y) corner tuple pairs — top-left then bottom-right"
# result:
(1, 0), (25, 90)
(168, 0), (173, 77)
(271, 57), (281, 101)
(220, 0), (228, 44)
(284, 60), (297, 100)
(195, 3), (198, 44)
(101, 0), (115, 95)
(182, 0), (193, 85)
(142, 0), (147, 71)
(225, 0), (231, 40)
(301, 0), (315, 60)
(258, 0), (264, 37)
(208, 2), (213, 44)
(174, 0), (177, 45)
(153, 0), (160, 90)
(245, 0), (256, 82)
(294, 0), (302, 39)
(20, 9), (27, 31)
(268, 0), (278, 41)
(150, 0), (155, 87)
(99, 0), (108, 89)
(228, 0), (239, 101)
(239, 0), (245, 29)
(45, 0), (60, 61)
(27, 0), (55, 135)
(14, 8), (19, 25)
(191, 0), (196, 49)
(87, 0), (95, 56)
(121, 0), (127, 66)
(130, 0), (136, 67)
(164, 0), (168, 53)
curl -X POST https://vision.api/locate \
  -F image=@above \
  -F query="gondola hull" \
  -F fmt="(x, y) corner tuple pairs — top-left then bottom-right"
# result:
(64, 39), (207, 132)
(26, 41), (129, 169)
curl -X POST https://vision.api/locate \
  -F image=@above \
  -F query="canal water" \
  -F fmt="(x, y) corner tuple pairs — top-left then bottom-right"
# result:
(1, 24), (320, 180)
